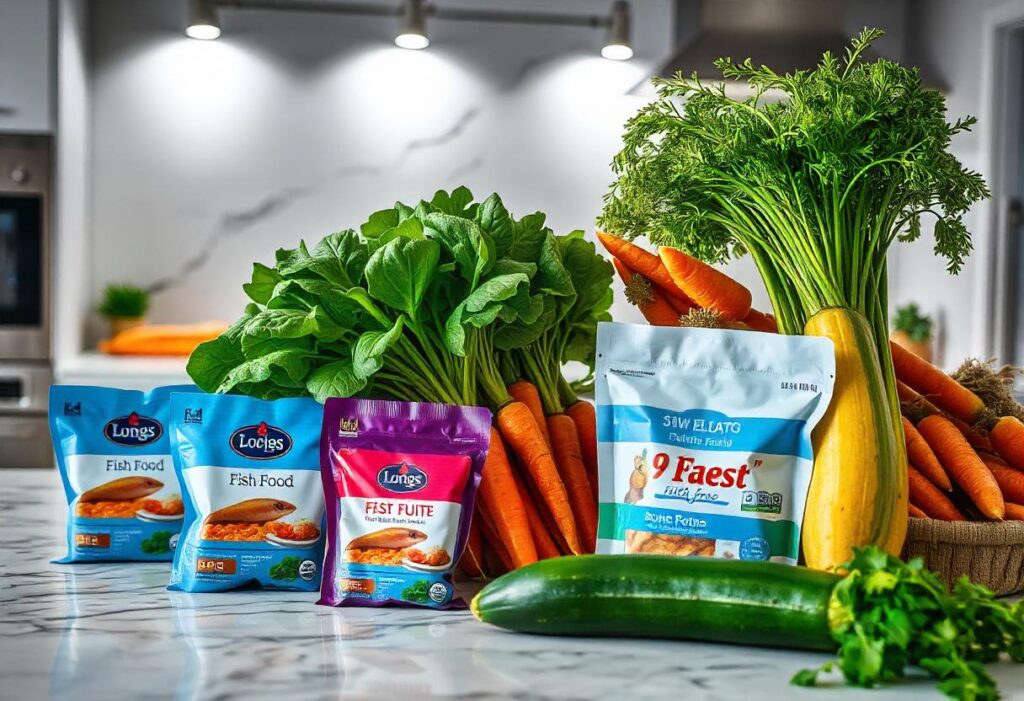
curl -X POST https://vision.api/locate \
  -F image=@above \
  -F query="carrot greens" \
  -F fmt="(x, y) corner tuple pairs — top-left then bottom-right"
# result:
(599, 28), (988, 344)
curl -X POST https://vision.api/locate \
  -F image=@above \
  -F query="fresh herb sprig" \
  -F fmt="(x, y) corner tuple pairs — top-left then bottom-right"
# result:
(795, 547), (1024, 701)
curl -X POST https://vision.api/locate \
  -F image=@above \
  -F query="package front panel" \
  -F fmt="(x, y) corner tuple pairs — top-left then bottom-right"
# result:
(595, 323), (834, 565)
(50, 385), (196, 562)
(169, 394), (326, 592)
(328, 447), (470, 607)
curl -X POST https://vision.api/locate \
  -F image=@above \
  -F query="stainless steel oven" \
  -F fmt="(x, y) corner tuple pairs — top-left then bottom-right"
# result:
(0, 134), (52, 467)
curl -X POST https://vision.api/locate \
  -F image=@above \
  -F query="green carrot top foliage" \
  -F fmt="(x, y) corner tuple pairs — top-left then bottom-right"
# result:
(599, 28), (988, 336)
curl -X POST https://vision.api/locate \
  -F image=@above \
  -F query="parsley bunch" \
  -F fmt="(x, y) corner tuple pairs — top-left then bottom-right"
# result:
(796, 548), (1024, 700)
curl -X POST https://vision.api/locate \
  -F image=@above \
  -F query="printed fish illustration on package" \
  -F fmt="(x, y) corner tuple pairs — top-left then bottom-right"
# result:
(168, 393), (326, 592)
(50, 384), (197, 562)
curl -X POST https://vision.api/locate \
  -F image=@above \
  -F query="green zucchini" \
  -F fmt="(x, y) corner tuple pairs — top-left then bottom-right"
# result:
(471, 555), (841, 651)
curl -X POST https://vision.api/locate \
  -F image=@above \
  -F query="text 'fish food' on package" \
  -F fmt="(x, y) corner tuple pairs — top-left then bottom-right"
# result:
(169, 393), (326, 592)
(595, 323), (835, 564)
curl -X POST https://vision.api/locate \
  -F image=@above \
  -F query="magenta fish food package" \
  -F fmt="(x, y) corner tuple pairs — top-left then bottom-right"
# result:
(318, 397), (491, 609)
(168, 392), (326, 593)
(50, 384), (198, 563)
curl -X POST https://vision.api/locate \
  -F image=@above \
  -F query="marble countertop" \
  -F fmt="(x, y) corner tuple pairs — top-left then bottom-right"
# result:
(3, 469), (1023, 701)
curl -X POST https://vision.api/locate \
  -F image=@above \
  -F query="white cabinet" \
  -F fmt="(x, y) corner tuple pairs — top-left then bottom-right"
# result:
(0, 0), (53, 133)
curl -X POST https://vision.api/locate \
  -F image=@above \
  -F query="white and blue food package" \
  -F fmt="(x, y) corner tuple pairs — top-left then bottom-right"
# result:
(50, 384), (197, 563)
(169, 393), (326, 592)
(595, 322), (835, 564)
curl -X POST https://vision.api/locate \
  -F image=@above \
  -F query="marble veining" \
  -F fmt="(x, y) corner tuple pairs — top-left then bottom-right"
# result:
(3, 469), (1023, 700)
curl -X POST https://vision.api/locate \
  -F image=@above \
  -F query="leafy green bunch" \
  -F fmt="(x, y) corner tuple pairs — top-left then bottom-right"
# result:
(599, 28), (988, 346)
(186, 187), (612, 409)
(893, 303), (934, 343)
(795, 547), (1024, 701)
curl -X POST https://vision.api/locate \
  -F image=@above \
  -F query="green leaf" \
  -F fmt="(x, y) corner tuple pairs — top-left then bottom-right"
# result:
(240, 333), (314, 360)
(535, 232), (576, 298)
(217, 349), (313, 394)
(365, 237), (440, 318)
(187, 335), (246, 393)
(267, 279), (360, 326)
(310, 229), (368, 287)
(429, 186), (474, 215)
(185, 305), (258, 392)
(306, 359), (365, 402)
(444, 273), (530, 355)
(360, 208), (399, 239)
(242, 263), (283, 305)
(243, 308), (319, 340)
(367, 217), (425, 253)
(352, 317), (405, 379)
(423, 212), (494, 286)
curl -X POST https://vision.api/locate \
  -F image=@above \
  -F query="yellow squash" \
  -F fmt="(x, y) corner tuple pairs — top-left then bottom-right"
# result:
(802, 308), (907, 570)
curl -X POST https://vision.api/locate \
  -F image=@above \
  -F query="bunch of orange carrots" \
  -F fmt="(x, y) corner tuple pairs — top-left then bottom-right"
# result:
(597, 230), (1024, 526)
(458, 381), (599, 578)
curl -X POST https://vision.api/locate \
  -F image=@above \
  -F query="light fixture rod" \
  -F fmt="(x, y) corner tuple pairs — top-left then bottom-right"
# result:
(214, 0), (611, 28)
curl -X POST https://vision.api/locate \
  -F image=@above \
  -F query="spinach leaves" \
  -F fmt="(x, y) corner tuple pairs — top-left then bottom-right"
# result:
(187, 187), (611, 409)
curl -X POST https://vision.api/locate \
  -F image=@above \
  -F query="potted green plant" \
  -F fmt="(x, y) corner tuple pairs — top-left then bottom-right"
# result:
(891, 303), (934, 363)
(98, 284), (149, 337)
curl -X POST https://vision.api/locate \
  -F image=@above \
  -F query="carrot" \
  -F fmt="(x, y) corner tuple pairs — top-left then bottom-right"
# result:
(742, 308), (778, 333)
(566, 400), (599, 503)
(901, 416), (952, 491)
(497, 401), (582, 554)
(611, 258), (680, 327)
(514, 478), (561, 560)
(458, 517), (486, 579)
(1005, 503), (1024, 520)
(658, 246), (752, 321)
(917, 415), (1005, 520)
(987, 463), (1024, 504)
(897, 381), (992, 450)
(597, 231), (693, 304)
(547, 414), (597, 553)
(990, 415), (1024, 470)
(663, 290), (694, 316)
(907, 464), (965, 521)
(890, 342), (986, 423)
(477, 428), (537, 568)
(908, 502), (928, 519)
(508, 380), (551, 447)
(475, 502), (515, 572)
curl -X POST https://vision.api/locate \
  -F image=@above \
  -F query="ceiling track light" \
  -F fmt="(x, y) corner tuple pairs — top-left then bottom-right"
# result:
(395, 0), (429, 50)
(185, 0), (633, 61)
(602, 1), (633, 61)
(186, 0), (222, 40)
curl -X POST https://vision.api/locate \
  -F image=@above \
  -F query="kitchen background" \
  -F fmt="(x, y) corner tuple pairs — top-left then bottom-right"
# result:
(3, 0), (1024, 464)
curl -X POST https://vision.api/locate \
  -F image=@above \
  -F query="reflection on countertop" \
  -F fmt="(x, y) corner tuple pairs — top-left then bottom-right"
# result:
(3, 469), (1024, 700)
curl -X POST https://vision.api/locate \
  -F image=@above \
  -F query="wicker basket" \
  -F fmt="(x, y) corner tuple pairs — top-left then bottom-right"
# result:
(904, 518), (1024, 596)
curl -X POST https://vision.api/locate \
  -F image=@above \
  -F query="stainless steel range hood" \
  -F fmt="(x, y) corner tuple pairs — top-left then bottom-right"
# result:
(648, 0), (943, 91)
(657, 0), (849, 80)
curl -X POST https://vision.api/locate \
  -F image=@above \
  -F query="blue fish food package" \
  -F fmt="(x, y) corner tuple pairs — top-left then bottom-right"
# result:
(169, 392), (326, 592)
(594, 323), (836, 564)
(50, 384), (197, 563)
